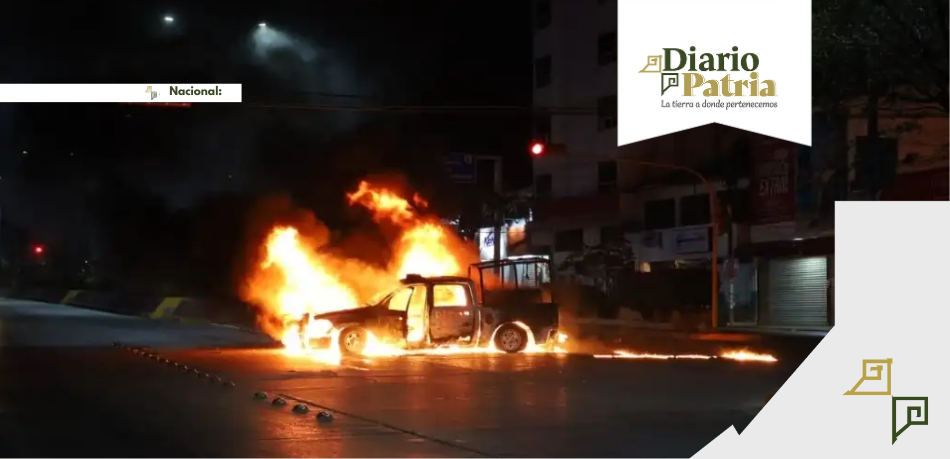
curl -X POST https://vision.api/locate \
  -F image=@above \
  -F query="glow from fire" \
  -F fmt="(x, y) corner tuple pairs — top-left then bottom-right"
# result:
(395, 223), (460, 278)
(243, 181), (567, 363)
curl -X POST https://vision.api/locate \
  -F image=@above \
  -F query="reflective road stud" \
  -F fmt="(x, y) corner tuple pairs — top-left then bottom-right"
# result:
(316, 411), (334, 423)
(291, 404), (310, 414)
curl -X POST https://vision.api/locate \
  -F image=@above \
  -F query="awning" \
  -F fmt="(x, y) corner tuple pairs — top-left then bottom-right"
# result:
(734, 235), (834, 260)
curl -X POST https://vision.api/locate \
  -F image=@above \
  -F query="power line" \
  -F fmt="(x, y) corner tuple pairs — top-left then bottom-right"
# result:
(244, 102), (597, 116)
(246, 88), (599, 114)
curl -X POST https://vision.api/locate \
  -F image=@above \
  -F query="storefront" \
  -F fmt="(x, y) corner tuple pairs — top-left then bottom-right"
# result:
(735, 236), (834, 329)
(760, 256), (829, 327)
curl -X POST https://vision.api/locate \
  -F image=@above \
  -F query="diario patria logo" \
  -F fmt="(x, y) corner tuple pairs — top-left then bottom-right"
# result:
(843, 358), (929, 444)
(145, 85), (159, 100)
(638, 46), (777, 110)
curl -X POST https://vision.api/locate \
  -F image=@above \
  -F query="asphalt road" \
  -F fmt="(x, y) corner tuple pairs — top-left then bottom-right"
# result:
(0, 298), (819, 458)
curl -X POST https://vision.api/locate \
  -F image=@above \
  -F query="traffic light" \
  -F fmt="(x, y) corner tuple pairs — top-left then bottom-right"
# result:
(530, 141), (545, 156)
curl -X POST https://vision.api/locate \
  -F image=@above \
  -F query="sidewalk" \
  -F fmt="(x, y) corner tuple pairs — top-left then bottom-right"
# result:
(717, 325), (830, 338)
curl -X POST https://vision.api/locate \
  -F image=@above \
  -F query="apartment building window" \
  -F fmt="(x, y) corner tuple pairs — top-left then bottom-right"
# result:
(535, 56), (552, 88)
(600, 226), (623, 245)
(644, 198), (675, 230)
(535, 173), (553, 198)
(679, 194), (711, 226)
(597, 160), (617, 192)
(597, 32), (617, 66)
(534, 116), (552, 143)
(535, 0), (551, 30)
(597, 95), (617, 131)
(555, 229), (584, 252)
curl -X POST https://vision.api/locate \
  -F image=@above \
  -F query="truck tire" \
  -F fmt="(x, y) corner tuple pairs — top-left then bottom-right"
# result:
(494, 323), (528, 353)
(338, 326), (368, 357)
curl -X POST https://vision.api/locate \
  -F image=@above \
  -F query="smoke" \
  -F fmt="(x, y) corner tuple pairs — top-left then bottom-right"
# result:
(251, 27), (318, 63)
(247, 25), (375, 106)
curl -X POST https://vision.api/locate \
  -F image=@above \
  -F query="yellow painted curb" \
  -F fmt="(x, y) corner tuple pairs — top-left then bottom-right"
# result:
(60, 290), (84, 304)
(149, 297), (185, 320)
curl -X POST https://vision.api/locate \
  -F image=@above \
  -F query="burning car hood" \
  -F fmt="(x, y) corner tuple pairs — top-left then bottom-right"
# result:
(311, 304), (387, 323)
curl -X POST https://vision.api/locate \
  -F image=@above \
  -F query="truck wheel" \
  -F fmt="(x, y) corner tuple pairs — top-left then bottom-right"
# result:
(338, 326), (367, 356)
(494, 324), (528, 353)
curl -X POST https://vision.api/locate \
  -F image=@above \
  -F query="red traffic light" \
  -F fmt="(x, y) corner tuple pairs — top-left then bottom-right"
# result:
(33, 245), (44, 255)
(530, 142), (545, 156)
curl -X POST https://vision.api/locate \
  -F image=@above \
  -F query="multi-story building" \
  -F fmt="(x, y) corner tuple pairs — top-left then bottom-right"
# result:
(526, 0), (948, 331)
(528, 0), (621, 258)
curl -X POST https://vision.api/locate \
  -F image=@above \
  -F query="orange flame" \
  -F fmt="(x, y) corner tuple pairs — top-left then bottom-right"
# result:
(244, 181), (485, 359)
(346, 180), (427, 226)
(243, 227), (363, 348)
(347, 181), (466, 279)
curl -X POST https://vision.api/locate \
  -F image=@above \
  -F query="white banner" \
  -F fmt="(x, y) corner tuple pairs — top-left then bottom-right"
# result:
(477, 226), (507, 262)
(617, 0), (812, 146)
(0, 84), (242, 103)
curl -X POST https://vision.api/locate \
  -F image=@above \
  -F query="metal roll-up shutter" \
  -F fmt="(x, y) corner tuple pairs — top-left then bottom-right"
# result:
(767, 257), (828, 327)
(827, 255), (835, 325)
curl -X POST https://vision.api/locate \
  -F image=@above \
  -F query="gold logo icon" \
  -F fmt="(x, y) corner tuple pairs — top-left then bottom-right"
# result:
(639, 55), (662, 73)
(844, 358), (892, 396)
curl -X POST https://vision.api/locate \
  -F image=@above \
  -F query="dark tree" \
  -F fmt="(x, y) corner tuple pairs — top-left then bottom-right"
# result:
(813, 0), (949, 112)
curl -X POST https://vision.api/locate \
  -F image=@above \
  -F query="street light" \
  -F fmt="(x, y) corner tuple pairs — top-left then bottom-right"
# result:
(258, 22), (267, 28)
(164, 15), (174, 24)
(618, 160), (721, 329)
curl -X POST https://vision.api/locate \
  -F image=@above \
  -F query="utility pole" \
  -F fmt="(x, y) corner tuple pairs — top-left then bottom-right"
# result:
(618, 160), (721, 329)
(492, 159), (504, 277)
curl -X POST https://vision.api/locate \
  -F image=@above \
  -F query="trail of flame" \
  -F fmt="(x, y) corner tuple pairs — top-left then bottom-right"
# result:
(592, 349), (777, 362)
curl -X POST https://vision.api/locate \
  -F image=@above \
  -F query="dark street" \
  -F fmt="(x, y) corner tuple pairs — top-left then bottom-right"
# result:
(0, 299), (812, 458)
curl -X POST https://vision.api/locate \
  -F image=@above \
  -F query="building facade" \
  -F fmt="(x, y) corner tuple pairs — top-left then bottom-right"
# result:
(528, 0), (947, 330)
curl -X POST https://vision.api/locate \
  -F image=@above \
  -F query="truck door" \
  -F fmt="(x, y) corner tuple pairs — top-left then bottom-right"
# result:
(405, 284), (428, 345)
(429, 283), (477, 342)
(381, 286), (414, 341)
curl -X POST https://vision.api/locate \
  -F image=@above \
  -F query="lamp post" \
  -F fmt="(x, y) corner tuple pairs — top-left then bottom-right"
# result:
(618, 160), (721, 329)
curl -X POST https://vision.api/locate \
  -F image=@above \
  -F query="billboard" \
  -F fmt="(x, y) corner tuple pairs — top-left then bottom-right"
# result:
(445, 152), (475, 184)
(749, 135), (797, 225)
(477, 226), (507, 262)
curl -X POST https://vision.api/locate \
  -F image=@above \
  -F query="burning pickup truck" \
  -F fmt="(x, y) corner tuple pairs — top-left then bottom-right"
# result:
(298, 257), (561, 356)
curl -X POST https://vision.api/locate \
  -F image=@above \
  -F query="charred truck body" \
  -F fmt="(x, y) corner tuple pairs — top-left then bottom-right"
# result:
(307, 257), (560, 356)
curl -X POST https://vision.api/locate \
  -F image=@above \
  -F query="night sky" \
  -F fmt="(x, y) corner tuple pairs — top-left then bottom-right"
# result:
(0, 0), (534, 251)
